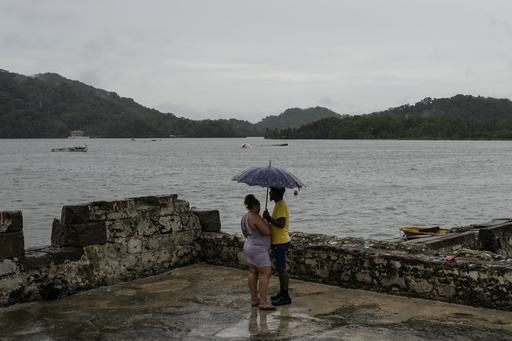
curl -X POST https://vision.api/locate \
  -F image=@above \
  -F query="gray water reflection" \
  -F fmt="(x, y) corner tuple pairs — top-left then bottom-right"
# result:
(1, 137), (512, 247)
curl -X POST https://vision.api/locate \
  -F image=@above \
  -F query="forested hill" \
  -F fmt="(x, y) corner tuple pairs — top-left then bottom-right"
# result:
(0, 70), (265, 138)
(0, 70), (345, 138)
(5, 69), (510, 140)
(265, 95), (512, 140)
(258, 107), (345, 129)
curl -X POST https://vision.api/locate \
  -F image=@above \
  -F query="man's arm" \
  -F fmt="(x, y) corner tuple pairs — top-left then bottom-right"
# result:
(266, 217), (286, 229)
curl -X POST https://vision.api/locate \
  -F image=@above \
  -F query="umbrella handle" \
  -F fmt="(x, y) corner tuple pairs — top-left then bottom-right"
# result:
(266, 160), (271, 210)
(265, 187), (269, 211)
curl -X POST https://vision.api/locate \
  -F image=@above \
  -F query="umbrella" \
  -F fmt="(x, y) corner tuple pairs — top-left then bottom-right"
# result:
(232, 161), (305, 209)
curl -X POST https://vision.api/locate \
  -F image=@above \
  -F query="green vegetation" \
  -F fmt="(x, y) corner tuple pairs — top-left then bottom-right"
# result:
(0, 70), (262, 138)
(2, 69), (512, 140)
(0, 70), (344, 138)
(265, 96), (512, 140)
(258, 107), (345, 130)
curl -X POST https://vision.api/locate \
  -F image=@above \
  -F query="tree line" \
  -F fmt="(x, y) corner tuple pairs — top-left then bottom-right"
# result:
(265, 95), (512, 140)
(0, 70), (340, 139)
(3, 69), (512, 140)
(0, 70), (263, 138)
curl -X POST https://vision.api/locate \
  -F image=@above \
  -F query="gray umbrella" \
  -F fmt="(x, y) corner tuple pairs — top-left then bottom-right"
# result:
(232, 161), (304, 209)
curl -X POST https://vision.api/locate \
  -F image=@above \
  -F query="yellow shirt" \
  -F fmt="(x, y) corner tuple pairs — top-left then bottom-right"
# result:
(270, 200), (290, 245)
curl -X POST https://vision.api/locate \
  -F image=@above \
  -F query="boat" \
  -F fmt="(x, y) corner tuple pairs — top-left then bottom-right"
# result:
(241, 143), (252, 149)
(272, 143), (288, 146)
(51, 145), (88, 152)
(68, 130), (90, 139)
(399, 226), (449, 238)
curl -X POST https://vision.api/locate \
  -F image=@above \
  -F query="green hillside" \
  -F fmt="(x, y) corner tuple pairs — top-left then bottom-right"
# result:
(265, 95), (512, 140)
(0, 70), (262, 138)
(0, 70), (344, 138)
(258, 107), (345, 130)
(4, 69), (511, 140)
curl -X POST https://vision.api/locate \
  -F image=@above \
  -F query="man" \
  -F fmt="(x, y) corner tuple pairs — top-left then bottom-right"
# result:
(263, 187), (291, 306)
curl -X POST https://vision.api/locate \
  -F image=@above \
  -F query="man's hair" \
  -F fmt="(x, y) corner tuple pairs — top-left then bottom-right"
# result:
(270, 187), (285, 196)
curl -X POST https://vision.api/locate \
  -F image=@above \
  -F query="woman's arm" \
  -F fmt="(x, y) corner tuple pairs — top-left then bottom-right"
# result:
(253, 215), (271, 235)
(241, 217), (249, 237)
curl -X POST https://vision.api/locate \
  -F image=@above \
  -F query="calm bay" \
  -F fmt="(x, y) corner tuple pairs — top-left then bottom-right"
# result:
(1, 137), (512, 248)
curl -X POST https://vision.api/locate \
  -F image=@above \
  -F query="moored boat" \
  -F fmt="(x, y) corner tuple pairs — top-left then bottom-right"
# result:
(51, 145), (88, 152)
(399, 226), (449, 238)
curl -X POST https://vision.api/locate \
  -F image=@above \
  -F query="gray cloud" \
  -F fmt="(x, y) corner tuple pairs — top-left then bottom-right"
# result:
(1, 0), (512, 121)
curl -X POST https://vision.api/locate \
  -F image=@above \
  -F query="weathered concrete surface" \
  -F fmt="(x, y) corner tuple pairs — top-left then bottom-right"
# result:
(1, 264), (512, 341)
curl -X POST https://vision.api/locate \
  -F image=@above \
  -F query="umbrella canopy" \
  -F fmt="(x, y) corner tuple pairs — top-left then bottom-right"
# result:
(232, 161), (305, 209)
(231, 163), (305, 189)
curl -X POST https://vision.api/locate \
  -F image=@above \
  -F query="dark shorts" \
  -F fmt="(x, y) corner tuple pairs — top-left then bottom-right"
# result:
(271, 241), (290, 272)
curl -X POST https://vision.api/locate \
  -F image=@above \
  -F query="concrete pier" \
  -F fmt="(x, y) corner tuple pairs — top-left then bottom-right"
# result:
(1, 263), (512, 341)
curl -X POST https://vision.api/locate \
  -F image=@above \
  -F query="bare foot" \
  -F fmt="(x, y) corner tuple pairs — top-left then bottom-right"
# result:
(251, 299), (260, 307)
(259, 303), (277, 310)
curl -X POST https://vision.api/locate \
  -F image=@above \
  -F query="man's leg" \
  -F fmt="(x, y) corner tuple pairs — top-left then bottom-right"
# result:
(271, 242), (292, 305)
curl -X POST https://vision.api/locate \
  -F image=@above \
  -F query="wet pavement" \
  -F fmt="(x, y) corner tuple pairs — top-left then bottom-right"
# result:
(1, 263), (512, 340)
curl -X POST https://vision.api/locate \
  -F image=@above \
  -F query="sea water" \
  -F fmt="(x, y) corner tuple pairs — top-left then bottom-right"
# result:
(1, 137), (512, 248)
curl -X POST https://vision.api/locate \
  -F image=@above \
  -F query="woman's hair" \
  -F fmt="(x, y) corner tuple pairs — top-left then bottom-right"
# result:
(244, 194), (260, 209)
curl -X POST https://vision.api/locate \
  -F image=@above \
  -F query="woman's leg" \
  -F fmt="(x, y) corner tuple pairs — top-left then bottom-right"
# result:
(257, 266), (275, 309)
(248, 264), (259, 306)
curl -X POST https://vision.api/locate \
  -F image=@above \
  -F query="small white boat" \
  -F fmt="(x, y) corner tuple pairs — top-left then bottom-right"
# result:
(241, 143), (252, 149)
(51, 145), (88, 152)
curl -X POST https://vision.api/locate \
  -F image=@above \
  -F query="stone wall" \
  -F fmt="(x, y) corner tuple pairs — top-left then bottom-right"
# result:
(2, 195), (512, 312)
(477, 219), (512, 257)
(200, 229), (512, 312)
(0, 211), (24, 259)
(0, 195), (206, 306)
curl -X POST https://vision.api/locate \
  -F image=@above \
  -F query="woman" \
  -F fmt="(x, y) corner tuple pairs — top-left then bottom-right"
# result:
(241, 194), (276, 310)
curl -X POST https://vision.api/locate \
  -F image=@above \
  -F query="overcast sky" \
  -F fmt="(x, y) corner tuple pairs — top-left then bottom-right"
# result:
(2, 1), (512, 122)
